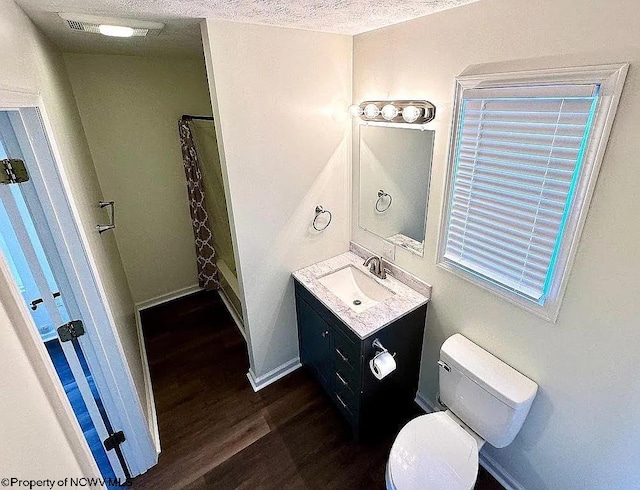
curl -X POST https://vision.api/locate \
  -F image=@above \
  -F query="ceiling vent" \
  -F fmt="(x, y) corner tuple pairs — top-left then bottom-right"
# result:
(59, 13), (164, 37)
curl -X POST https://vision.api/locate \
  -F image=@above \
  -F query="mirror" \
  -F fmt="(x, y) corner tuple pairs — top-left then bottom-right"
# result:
(358, 125), (435, 256)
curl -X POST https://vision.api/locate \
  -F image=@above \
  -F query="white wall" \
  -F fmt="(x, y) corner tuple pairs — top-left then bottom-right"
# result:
(0, 0), (107, 477)
(353, 0), (640, 488)
(201, 20), (352, 381)
(63, 53), (213, 305)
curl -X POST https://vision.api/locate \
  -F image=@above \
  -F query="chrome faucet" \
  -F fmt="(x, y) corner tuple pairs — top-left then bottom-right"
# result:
(363, 255), (388, 279)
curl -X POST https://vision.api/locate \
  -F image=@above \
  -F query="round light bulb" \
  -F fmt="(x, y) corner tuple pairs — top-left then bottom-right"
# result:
(402, 105), (422, 123)
(381, 104), (399, 121)
(363, 103), (380, 119)
(348, 104), (363, 118)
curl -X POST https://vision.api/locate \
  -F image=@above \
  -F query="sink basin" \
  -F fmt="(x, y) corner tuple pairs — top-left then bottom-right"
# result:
(318, 265), (394, 313)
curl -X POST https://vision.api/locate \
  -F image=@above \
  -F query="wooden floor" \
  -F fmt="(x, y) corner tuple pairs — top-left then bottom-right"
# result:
(132, 291), (504, 490)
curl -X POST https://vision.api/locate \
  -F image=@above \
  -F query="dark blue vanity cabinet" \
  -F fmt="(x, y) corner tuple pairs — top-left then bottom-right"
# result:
(294, 279), (427, 440)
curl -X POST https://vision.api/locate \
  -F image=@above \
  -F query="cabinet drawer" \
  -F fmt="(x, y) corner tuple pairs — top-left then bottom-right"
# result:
(334, 381), (358, 422)
(334, 366), (358, 394)
(332, 328), (359, 370)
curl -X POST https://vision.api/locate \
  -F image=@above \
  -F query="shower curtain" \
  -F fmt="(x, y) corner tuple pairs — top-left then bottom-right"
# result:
(178, 119), (220, 291)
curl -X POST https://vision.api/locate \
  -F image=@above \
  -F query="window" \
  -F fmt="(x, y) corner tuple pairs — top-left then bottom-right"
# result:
(438, 64), (628, 321)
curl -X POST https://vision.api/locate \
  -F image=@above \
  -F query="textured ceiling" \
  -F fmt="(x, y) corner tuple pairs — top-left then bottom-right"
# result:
(16, 0), (477, 57)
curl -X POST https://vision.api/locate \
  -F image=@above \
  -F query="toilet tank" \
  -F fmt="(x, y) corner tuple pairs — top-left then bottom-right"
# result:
(439, 334), (538, 448)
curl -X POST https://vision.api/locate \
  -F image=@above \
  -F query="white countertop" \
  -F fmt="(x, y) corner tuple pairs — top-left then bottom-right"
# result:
(292, 251), (430, 339)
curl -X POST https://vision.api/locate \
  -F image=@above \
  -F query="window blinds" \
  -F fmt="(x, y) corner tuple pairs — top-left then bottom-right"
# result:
(443, 84), (599, 302)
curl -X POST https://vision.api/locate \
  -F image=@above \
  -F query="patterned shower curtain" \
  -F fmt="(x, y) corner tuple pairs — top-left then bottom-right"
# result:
(178, 119), (220, 291)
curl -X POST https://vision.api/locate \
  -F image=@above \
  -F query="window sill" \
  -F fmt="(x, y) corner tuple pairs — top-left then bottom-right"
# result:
(436, 260), (560, 323)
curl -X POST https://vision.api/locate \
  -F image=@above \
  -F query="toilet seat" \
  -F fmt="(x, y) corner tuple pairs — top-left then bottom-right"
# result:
(387, 412), (479, 490)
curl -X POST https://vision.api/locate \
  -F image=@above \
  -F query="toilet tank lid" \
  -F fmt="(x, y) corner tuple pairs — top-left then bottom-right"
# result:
(441, 334), (538, 410)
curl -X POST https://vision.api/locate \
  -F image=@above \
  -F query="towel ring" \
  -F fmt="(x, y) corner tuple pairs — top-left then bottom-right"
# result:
(313, 205), (332, 231)
(375, 189), (392, 212)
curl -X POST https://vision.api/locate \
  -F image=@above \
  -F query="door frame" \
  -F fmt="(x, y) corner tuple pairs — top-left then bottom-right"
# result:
(0, 86), (157, 476)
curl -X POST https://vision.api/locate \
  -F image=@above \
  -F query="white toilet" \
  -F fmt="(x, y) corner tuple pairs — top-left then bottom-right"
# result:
(386, 334), (538, 490)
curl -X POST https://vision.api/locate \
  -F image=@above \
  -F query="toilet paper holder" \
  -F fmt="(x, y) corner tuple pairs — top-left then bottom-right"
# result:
(370, 338), (397, 380)
(372, 338), (395, 358)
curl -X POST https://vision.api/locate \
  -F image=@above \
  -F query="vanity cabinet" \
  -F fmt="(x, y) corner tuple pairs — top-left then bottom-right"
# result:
(294, 279), (427, 440)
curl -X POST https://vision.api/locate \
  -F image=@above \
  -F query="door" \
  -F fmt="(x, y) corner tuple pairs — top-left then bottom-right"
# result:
(296, 297), (332, 392)
(0, 112), (128, 482)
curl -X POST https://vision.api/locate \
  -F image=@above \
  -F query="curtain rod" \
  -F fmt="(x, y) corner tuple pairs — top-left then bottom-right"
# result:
(181, 115), (214, 121)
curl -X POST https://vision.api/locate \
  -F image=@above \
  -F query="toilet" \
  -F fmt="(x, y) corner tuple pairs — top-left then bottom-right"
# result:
(386, 334), (538, 490)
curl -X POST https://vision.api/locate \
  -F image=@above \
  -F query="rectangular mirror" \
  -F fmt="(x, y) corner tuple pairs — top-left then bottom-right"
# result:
(358, 125), (435, 256)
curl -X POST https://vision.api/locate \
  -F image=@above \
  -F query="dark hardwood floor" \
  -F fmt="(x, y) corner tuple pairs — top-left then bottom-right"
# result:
(132, 291), (504, 490)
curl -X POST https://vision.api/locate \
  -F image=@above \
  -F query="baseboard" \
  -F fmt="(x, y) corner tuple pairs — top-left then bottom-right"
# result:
(217, 289), (246, 342)
(414, 390), (439, 413)
(216, 259), (241, 298)
(478, 451), (525, 490)
(135, 309), (161, 456)
(414, 390), (524, 490)
(135, 284), (203, 311)
(246, 357), (301, 392)
(135, 281), (200, 453)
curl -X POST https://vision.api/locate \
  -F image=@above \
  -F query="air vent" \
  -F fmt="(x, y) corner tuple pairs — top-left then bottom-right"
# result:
(59, 13), (164, 37)
(63, 20), (150, 36)
(67, 20), (84, 31)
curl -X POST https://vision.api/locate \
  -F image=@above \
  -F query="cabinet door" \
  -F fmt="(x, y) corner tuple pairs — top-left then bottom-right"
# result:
(297, 298), (332, 391)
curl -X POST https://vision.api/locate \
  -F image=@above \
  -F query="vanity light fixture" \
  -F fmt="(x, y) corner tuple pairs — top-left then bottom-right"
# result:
(351, 100), (436, 124)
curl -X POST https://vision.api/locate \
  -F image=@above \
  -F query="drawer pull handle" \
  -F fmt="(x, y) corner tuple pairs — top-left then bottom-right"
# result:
(335, 347), (348, 362)
(336, 394), (347, 409)
(336, 372), (348, 387)
(322, 330), (329, 337)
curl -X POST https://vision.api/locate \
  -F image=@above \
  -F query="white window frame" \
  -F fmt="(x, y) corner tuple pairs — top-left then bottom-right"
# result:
(437, 63), (628, 322)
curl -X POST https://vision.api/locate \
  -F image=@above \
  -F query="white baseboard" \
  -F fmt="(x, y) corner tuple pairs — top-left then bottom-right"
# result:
(135, 284), (203, 311)
(414, 390), (439, 413)
(414, 390), (523, 490)
(134, 309), (160, 456)
(246, 357), (301, 392)
(479, 451), (525, 490)
(217, 289), (246, 341)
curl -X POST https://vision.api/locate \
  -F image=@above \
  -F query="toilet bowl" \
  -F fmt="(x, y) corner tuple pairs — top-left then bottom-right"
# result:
(386, 411), (481, 490)
(386, 334), (538, 490)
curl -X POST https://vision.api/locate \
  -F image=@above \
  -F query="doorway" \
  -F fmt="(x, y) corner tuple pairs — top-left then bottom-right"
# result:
(0, 105), (156, 480)
(0, 111), (127, 481)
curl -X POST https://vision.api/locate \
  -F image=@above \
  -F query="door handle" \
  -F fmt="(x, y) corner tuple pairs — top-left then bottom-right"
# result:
(30, 298), (43, 310)
(322, 330), (329, 338)
(31, 291), (61, 310)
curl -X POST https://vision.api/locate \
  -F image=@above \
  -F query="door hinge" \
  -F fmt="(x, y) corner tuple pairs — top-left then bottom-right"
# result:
(57, 320), (85, 342)
(0, 159), (29, 184)
(103, 431), (126, 451)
